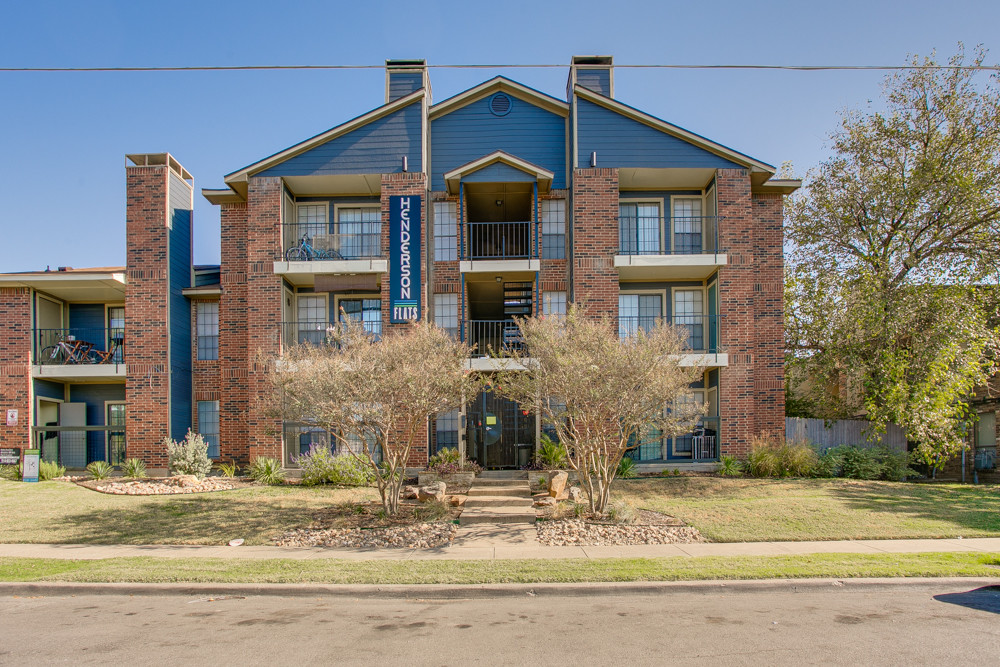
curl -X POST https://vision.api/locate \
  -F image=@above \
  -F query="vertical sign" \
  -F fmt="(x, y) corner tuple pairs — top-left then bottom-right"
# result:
(22, 449), (39, 483)
(389, 195), (422, 323)
(5, 409), (16, 426)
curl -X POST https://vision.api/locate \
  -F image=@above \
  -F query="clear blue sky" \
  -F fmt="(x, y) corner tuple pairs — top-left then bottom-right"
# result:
(1, 0), (997, 271)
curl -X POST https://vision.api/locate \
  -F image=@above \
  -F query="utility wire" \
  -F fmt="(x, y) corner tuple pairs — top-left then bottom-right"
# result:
(0, 64), (998, 72)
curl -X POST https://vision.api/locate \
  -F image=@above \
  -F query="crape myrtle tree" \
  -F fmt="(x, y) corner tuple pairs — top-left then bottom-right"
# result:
(494, 305), (705, 514)
(267, 319), (480, 515)
(786, 44), (1000, 467)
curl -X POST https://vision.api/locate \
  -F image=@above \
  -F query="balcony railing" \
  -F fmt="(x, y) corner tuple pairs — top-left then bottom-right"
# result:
(618, 315), (720, 353)
(281, 223), (382, 261)
(626, 416), (721, 462)
(280, 321), (382, 348)
(34, 328), (125, 365)
(618, 216), (721, 255)
(462, 320), (525, 357)
(463, 221), (537, 260)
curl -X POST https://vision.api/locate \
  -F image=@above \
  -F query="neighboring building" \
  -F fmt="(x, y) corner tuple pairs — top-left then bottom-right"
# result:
(0, 56), (799, 472)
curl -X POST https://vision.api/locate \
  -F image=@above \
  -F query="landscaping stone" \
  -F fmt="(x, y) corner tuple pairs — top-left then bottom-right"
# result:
(417, 481), (447, 502)
(274, 523), (456, 549)
(87, 477), (239, 495)
(537, 519), (704, 546)
(448, 495), (467, 507)
(402, 485), (419, 499)
(170, 474), (201, 488)
(534, 497), (557, 508)
(548, 471), (568, 498)
(418, 471), (476, 486)
(567, 487), (584, 503)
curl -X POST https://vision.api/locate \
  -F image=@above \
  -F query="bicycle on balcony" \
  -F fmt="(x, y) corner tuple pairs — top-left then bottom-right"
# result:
(285, 233), (344, 261)
(40, 336), (94, 364)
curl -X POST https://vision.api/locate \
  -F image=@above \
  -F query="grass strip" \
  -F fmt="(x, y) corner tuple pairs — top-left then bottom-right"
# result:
(1, 553), (998, 585)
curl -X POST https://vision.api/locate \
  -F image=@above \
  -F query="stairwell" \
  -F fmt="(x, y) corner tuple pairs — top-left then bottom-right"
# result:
(459, 471), (536, 525)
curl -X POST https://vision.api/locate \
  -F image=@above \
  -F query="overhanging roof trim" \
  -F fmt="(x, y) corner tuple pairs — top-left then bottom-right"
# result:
(443, 151), (554, 195)
(202, 188), (245, 204)
(573, 85), (775, 175)
(224, 89), (426, 185)
(752, 178), (802, 195)
(430, 76), (569, 119)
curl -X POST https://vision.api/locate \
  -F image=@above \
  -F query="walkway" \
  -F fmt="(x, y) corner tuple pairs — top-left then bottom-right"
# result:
(2, 535), (998, 562)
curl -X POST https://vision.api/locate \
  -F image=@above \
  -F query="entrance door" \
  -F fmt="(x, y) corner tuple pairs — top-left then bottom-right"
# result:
(37, 400), (60, 463)
(466, 389), (535, 468)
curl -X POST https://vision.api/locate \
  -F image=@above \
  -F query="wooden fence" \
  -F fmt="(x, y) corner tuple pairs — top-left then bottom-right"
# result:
(785, 417), (908, 452)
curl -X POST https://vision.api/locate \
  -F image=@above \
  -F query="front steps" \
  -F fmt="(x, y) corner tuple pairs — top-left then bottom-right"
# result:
(459, 477), (535, 525)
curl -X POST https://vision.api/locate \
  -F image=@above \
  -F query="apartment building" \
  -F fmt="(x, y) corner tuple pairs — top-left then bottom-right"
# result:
(0, 56), (799, 472)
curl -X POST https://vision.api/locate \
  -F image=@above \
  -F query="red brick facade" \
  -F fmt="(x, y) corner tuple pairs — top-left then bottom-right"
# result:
(571, 168), (619, 319)
(0, 287), (31, 451)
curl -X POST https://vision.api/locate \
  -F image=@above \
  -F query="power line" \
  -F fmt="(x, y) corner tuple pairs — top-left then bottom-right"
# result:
(0, 63), (997, 73)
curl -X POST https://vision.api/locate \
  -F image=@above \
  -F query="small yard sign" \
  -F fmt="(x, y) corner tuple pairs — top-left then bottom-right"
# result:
(22, 449), (40, 483)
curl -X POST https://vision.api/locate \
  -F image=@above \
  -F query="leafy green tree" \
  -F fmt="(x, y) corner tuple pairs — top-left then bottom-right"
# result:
(786, 45), (1000, 465)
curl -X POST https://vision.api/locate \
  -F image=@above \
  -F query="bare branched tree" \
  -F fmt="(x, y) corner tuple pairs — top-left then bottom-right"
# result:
(267, 319), (480, 515)
(494, 306), (705, 514)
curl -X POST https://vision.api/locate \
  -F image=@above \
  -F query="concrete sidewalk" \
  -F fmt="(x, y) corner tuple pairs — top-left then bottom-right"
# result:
(2, 530), (999, 561)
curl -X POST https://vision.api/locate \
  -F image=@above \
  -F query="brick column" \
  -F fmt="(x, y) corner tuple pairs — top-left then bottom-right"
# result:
(0, 287), (32, 451)
(218, 202), (250, 463)
(571, 168), (619, 319)
(751, 192), (786, 437)
(125, 165), (172, 468)
(245, 177), (284, 461)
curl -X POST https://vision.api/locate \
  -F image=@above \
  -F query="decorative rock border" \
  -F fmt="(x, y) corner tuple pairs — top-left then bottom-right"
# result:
(80, 476), (246, 495)
(537, 519), (704, 546)
(274, 523), (456, 549)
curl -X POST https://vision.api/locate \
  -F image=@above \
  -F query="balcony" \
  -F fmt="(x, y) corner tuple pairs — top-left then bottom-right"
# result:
(462, 319), (530, 371)
(618, 315), (727, 367)
(274, 223), (387, 282)
(626, 416), (721, 463)
(460, 221), (540, 273)
(615, 216), (726, 279)
(32, 328), (126, 380)
(280, 321), (382, 349)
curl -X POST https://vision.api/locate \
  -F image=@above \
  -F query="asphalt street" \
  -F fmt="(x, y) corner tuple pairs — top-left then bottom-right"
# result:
(2, 582), (998, 665)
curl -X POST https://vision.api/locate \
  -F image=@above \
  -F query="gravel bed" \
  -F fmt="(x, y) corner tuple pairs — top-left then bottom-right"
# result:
(83, 477), (242, 495)
(274, 523), (457, 549)
(537, 519), (704, 546)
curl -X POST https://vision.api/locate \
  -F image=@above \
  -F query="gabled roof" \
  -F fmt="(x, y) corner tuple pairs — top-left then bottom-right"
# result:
(218, 89), (426, 196)
(442, 151), (555, 195)
(573, 85), (775, 177)
(430, 76), (569, 120)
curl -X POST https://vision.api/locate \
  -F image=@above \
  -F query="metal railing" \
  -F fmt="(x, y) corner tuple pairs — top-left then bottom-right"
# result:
(30, 425), (127, 468)
(626, 416), (721, 462)
(462, 320), (525, 357)
(34, 328), (125, 365)
(463, 221), (537, 260)
(617, 315), (720, 353)
(281, 223), (382, 261)
(280, 321), (382, 348)
(618, 216), (721, 255)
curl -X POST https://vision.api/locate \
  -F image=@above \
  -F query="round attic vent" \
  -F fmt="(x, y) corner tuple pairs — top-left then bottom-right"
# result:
(488, 93), (512, 116)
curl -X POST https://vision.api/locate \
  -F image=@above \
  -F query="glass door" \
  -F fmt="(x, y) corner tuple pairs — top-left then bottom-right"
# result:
(106, 403), (126, 466)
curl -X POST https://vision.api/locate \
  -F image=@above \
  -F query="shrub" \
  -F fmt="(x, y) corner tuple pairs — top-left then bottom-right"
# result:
(427, 447), (482, 475)
(121, 458), (147, 479)
(815, 445), (916, 481)
(605, 499), (637, 524)
(296, 446), (375, 487)
(535, 434), (568, 469)
(216, 461), (240, 478)
(718, 455), (743, 477)
(165, 430), (213, 479)
(86, 460), (114, 480)
(38, 460), (65, 481)
(617, 456), (637, 479)
(249, 457), (285, 485)
(0, 464), (21, 481)
(746, 432), (817, 478)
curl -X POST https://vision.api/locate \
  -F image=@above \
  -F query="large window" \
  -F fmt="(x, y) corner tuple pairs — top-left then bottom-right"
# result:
(297, 295), (328, 345)
(434, 201), (458, 261)
(619, 293), (662, 337)
(434, 293), (459, 338)
(339, 297), (382, 340)
(672, 198), (703, 254)
(673, 289), (705, 351)
(337, 206), (380, 258)
(435, 409), (460, 452)
(197, 401), (220, 459)
(296, 204), (328, 239)
(542, 291), (566, 318)
(196, 302), (219, 360)
(541, 199), (566, 259)
(619, 202), (661, 254)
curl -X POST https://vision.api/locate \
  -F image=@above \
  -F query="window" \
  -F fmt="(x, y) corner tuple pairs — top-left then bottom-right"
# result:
(106, 402), (126, 465)
(196, 302), (219, 360)
(435, 409), (460, 452)
(541, 199), (566, 259)
(296, 204), (328, 239)
(542, 291), (566, 318)
(339, 298), (382, 340)
(673, 289), (705, 351)
(434, 201), (458, 261)
(197, 401), (220, 459)
(672, 198), (703, 254)
(297, 295), (328, 345)
(434, 293), (459, 338)
(619, 202), (661, 254)
(337, 206), (381, 258)
(107, 306), (125, 363)
(619, 293), (662, 337)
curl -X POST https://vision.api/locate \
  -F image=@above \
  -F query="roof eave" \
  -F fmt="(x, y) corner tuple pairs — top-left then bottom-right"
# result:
(430, 77), (570, 120)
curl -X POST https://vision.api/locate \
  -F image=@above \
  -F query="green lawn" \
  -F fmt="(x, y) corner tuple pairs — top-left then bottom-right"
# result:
(1, 553), (998, 584)
(613, 477), (1000, 542)
(0, 481), (377, 545)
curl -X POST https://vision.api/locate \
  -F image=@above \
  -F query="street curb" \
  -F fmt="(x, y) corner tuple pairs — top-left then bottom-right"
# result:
(2, 578), (998, 600)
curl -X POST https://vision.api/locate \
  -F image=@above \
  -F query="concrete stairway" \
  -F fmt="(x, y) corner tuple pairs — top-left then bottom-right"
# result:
(458, 477), (536, 525)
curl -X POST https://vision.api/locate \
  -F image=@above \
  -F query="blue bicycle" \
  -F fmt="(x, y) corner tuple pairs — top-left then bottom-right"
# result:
(285, 234), (344, 261)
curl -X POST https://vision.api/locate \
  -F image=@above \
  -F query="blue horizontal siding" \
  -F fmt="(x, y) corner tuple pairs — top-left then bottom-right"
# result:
(462, 162), (537, 183)
(34, 379), (65, 401)
(576, 69), (611, 97)
(388, 72), (423, 101)
(576, 98), (740, 170)
(431, 96), (566, 191)
(168, 185), (193, 442)
(260, 102), (422, 177)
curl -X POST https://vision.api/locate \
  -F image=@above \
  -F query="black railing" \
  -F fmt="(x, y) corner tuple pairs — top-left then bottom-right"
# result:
(462, 320), (525, 357)
(463, 221), (537, 260)
(280, 321), (382, 348)
(34, 328), (125, 365)
(618, 216), (721, 255)
(617, 315), (720, 354)
(31, 425), (127, 468)
(281, 223), (382, 261)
